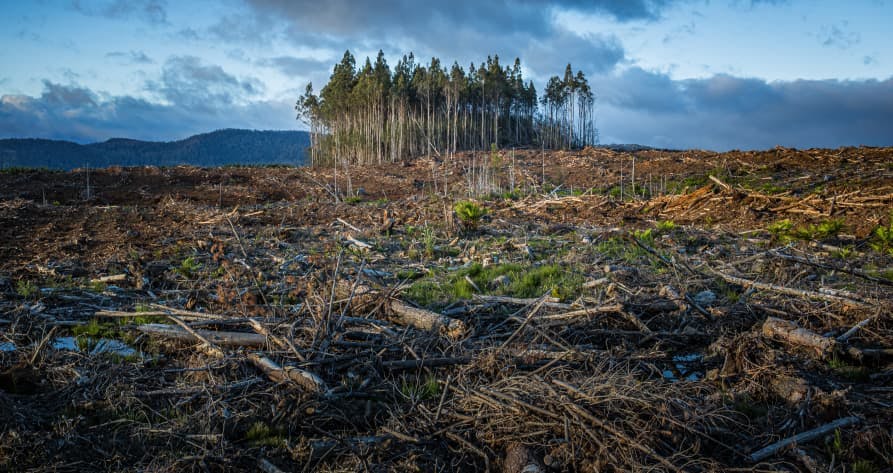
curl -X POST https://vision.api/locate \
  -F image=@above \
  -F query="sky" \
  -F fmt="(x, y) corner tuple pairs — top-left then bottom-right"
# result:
(1, 0), (891, 150)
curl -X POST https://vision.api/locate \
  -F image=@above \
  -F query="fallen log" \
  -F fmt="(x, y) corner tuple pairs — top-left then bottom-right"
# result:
(472, 294), (568, 309)
(136, 323), (266, 347)
(339, 280), (468, 340)
(247, 353), (327, 393)
(747, 416), (861, 462)
(711, 270), (872, 307)
(761, 317), (836, 357)
(390, 300), (468, 340)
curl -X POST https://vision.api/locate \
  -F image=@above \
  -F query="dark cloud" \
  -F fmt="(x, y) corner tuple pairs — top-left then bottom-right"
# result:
(70, 0), (168, 25)
(0, 80), (295, 143)
(105, 50), (154, 64)
(595, 68), (893, 150)
(146, 56), (264, 112)
(238, 0), (644, 78)
(523, 32), (625, 77)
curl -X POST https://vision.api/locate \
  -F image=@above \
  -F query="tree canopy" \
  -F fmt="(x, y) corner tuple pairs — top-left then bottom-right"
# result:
(297, 51), (596, 166)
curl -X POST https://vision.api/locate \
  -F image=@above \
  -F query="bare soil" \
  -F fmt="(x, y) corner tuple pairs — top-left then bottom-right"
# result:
(1, 146), (891, 472)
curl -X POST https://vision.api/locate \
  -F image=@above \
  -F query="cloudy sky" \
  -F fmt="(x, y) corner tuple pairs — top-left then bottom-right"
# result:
(1, 0), (891, 150)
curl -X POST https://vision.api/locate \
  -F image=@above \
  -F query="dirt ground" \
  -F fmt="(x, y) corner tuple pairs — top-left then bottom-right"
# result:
(1, 146), (891, 472)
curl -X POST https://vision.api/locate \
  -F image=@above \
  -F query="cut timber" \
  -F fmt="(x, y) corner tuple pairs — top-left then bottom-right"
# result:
(247, 353), (327, 394)
(390, 300), (467, 340)
(711, 270), (872, 307)
(136, 323), (266, 347)
(90, 274), (127, 284)
(338, 280), (468, 340)
(761, 317), (835, 357)
(472, 294), (568, 309)
(747, 416), (861, 462)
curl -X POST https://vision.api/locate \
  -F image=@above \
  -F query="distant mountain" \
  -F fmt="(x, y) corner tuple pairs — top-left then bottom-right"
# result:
(0, 129), (309, 169)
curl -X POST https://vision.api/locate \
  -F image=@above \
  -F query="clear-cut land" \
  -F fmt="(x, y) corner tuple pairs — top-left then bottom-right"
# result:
(1, 146), (891, 471)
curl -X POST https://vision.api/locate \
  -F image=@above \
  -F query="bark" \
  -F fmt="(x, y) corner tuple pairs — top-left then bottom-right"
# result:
(136, 323), (266, 347)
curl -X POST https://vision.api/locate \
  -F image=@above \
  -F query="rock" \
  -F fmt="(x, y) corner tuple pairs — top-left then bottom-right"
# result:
(491, 275), (511, 288)
(693, 290), (717, 307)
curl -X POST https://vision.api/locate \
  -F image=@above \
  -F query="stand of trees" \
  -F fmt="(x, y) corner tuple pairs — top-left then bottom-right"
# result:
(297, 50), (596, 167)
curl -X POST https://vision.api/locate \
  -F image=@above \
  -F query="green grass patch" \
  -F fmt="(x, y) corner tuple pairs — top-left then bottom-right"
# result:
(828, 355), (870, 382)
(400, 375), (440, 401)
(244, 422), (287, 449)
(405, 262), (583, 308)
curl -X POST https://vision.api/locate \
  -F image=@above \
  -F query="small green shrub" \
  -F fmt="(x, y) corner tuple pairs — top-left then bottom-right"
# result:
(870, 215), (893, 256)
(343, 196), (362, 204)
(16, 280), (39, 299)
(655, 220), (677, 233)
(767, 219), (794, 242)
(454, 201), (487, 232)
(175, 256), (200, 278)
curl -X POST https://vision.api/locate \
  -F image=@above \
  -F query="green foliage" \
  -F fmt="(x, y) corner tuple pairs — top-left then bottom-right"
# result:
(89, 280), (107, 293)
(655, 220), (677, 233)
(596, 237), (648, 263)
(245, 422), (287, 449)
(454, 201), (487, 231)
(828, 429), (845, 458)
(827, 355), (869, 381)
(400, 375), (440, 400)
(832, 246), (854, 259)
(16, 280), (39, 299)
(421, 225), (437, 258)
(632, 228), (655, 246)
(767, 219), (794, 242)
(770, 218), (845, 243)
(870, 214), (893, 255)
(343, 196), (363, 204)
(405, 262), (583, 308)
(502, 190), (521, 201)
(175, 256), (201, 278)
(852, 460), (878, 473)
(792, 218), (845, 240)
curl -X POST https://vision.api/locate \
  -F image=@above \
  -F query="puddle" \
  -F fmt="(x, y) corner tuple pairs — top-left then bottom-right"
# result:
(52, 337), (79, 351)
(663, 353), (704, 382)
(51, 337), (140, 358)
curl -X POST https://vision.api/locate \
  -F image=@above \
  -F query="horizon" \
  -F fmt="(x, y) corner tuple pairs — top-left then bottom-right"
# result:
(1, 1), (892, 151)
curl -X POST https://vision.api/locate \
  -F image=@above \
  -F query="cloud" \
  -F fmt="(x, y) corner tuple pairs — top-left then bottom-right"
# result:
(256, 56), (330, 77)
(523, 31), (625, 77)
(70, 0), (168, 25)
(146, 56), (264, 112)
(595, 68), (893, 150)
(820, 23), (861, 49)
(207, 12), (277, 45)
(106, 50), (154, 64)
(0, 80), (296, 143)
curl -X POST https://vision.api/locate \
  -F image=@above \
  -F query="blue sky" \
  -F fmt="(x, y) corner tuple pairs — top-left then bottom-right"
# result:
(1, 0), (891, 150)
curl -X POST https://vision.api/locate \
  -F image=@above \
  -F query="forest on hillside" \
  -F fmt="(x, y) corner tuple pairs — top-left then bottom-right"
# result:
(296, 51), (597, 166)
